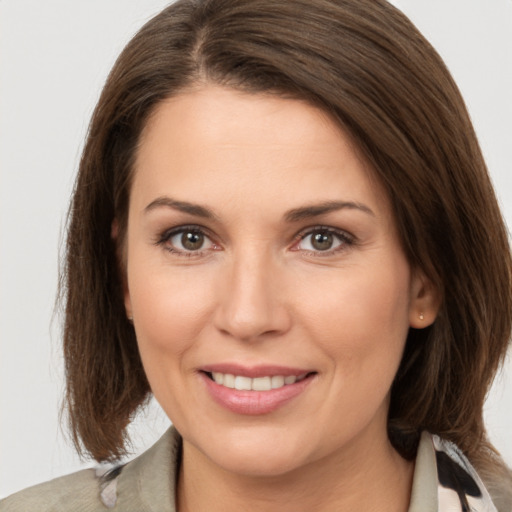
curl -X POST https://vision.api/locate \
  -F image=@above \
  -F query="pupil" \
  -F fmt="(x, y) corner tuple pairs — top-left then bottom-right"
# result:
(312, 231), (333, 251)
(182, 232), (204, 251)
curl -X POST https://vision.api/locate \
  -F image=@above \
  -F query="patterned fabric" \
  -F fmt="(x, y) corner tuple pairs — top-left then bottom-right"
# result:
(96, 465), (125, 509)
(433, 435), (497, 512)
(95, 432), (499, 511)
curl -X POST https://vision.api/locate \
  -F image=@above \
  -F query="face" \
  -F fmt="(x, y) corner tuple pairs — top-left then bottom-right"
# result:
(123, 85), (436, 477)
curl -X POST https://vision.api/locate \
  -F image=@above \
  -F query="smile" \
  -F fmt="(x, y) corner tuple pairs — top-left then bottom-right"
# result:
(208, 372), (309, 391)
(200, 365), (317, 414)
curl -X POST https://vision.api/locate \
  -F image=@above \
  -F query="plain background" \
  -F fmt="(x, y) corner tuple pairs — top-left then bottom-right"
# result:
(1, 0), (511, 499)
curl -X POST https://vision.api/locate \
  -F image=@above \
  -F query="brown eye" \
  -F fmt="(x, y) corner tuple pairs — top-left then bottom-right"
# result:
(311, 231), (334, 251)
(164, 228), (216, 253)
(294, 227), (352, 254)
(181, 231), (204, 251)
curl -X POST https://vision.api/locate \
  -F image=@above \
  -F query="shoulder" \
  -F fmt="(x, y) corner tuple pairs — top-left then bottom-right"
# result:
(0, 468), (104, 512)
(0, 427), (181, 512)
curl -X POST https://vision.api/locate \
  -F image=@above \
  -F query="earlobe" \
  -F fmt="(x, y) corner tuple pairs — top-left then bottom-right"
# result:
(111, 218), (119, 240)
(124, 292), (133, 322)
(111, 218), (133, 321)
(409, 270), (441, 329)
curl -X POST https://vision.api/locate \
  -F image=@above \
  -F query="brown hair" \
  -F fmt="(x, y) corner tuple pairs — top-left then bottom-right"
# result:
(62, 0), (511, 498)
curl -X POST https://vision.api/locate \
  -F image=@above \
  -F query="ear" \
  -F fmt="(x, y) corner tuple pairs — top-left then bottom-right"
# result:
(124, 289), (133, 322)
(111, 218), (133, 321)
(408, 269), (441, 328)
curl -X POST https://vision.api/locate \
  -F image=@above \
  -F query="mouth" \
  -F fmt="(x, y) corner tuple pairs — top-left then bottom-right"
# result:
(202, 371), (313, 391)
(198, 365), (317, 415)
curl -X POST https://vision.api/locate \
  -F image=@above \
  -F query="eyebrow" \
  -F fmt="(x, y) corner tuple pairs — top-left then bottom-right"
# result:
(284, 201), (375, 222)
(144, 197), (374, 221)
(144, 197), (217, 219)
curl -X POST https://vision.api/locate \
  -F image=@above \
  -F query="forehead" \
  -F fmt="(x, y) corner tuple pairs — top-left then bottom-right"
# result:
(140, 86), (341, 147)
(132, 85), (389, 220)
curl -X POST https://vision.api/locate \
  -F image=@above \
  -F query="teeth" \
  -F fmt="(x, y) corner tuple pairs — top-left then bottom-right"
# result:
(223, 373), (235, 388)
(212, 372), (224, 385)
(234, 376), (252, 390)
(252, 376), (271, 391)
(210, 372), (308, 391)
(271, 375), (284, 389)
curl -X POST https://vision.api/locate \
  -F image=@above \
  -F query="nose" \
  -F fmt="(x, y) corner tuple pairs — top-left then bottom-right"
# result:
(213, 250), (292, 342)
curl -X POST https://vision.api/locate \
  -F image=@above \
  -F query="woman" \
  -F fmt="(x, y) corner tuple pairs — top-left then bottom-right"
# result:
(2, 0), (511, 510)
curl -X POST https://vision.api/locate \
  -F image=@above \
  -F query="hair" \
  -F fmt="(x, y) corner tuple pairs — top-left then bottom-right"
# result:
(62, 0), (512, 505)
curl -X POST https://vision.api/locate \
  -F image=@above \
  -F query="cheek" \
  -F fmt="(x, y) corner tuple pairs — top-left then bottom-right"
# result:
(292, 258), (411, 374)
(296, 262), (412, 438)
(127, 261), (216, 358)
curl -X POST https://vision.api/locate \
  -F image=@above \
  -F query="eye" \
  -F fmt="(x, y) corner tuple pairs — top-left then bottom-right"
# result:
(293, 227), (353, 254)
(156, 226), (219, 255)
(172, 230), (208, 251)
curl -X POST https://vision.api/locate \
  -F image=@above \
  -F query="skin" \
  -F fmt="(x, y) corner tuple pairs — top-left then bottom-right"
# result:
(123, 85), (439, 512)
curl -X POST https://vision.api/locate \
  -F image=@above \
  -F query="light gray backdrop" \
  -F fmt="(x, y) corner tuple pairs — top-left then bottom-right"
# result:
(1, 0), (511, 499)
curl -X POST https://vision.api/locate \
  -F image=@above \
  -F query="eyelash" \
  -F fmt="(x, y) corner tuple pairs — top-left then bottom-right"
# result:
(292, 226), (355, 257)
(155, 225), (219, 258)
(155, 225), (355, 258)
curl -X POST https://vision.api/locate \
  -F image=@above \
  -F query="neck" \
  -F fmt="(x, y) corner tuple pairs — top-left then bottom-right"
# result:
(177, 427), (414, 512)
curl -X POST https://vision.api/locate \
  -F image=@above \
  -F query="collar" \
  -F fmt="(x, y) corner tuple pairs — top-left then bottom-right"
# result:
(410, 431), (498, 512)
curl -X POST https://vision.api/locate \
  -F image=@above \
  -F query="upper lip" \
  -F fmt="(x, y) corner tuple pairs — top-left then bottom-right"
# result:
(200, 363), (315, 378)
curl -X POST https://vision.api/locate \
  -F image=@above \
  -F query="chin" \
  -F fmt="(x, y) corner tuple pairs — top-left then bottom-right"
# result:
(189, 425), (313, 478)
(213, 448), (307, 478)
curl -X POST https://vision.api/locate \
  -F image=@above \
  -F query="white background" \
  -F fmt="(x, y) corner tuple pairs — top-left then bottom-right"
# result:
(1, 0), (511, 499)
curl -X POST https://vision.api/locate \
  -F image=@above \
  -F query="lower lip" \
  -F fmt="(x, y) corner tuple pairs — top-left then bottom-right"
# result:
(200, 373), (315, 415)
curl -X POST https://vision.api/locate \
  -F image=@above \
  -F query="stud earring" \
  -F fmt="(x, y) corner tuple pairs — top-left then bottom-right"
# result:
(419, 313), (424, 321)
